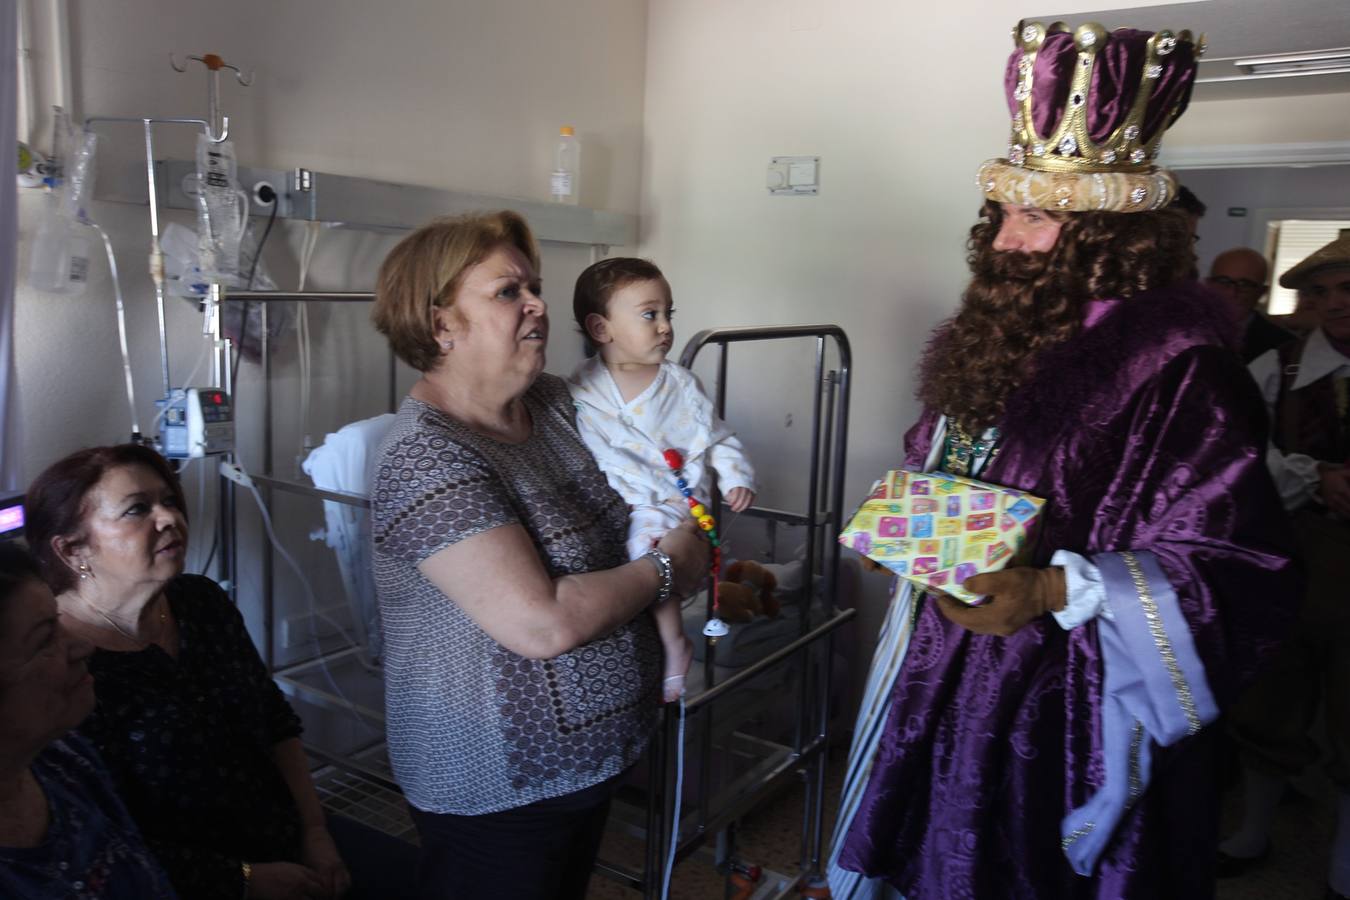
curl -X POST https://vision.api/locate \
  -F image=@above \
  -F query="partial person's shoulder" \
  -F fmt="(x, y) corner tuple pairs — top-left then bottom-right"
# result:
(168, 571), (228, 598)
(168, 574), (244, 625)
(1118, 280), (1238, 354)
(42, 733), (104, 778)
(374, 398), (487, 479)
(661, 360), (708, 398)
(531, 372), (585, 429)
(531, 371), (574, 408)
(566, 356), (604, 389)
(1071, 280), (1239, 379)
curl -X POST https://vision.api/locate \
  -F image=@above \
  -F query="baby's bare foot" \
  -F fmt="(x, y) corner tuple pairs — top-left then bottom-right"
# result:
(662, 635), (694, 703)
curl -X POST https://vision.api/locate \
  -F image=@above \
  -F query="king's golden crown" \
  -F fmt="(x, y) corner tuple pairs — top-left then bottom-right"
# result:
(1006, 21), (1206, 176)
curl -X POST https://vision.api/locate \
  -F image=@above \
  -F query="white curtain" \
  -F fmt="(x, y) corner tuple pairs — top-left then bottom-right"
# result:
(0, 0), (20, 490)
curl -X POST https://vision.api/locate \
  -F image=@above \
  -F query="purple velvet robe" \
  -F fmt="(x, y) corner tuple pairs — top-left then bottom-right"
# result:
(837, 282), (1298, 899)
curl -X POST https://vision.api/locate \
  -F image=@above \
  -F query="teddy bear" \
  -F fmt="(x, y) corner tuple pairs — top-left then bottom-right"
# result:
(715, 559), (780, 623)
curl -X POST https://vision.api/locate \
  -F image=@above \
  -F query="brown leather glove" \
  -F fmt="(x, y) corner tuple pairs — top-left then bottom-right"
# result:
(934, 566), (1067, 637)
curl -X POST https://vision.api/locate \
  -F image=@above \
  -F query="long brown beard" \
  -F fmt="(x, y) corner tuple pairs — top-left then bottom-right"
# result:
(917, 248), (1084, 434)
(916, 202), (1194, 434)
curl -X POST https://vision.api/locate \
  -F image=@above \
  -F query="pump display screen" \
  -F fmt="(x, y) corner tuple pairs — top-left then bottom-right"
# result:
(198, 391), (232, 423)
(0, 496), (23, 539)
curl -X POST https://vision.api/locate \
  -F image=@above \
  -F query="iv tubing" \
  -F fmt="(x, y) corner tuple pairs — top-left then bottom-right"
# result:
(83, 115), (230, 400)
(242, 477), (382, 702)
(16, 0), (34, 144)
(143, 120), (170, 396)
(48, 0), (71, 116)
(661, 699), (687, 900)
(85, 220), (142, 438)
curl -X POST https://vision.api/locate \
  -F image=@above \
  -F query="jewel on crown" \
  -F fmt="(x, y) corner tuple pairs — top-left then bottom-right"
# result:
(1004, 21), (1199, 174)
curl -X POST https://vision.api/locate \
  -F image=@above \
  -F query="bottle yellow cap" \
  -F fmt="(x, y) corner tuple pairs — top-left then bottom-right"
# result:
(560, 126), (575, 137)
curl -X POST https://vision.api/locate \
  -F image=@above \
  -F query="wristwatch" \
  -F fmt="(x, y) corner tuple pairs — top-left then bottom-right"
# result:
(641, 547), (674, 606)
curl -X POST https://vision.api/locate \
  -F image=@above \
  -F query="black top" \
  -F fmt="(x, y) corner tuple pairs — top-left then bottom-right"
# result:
(1242, 311), (1296, 363)
(77, 575), (304, 900)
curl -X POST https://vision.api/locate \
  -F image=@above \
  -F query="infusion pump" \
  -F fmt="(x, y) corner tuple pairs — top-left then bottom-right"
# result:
(157, 388), (233, 458)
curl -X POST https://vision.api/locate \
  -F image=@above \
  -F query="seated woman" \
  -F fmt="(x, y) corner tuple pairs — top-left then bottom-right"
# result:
(369, 210), (710, 899)
(0, 542), (177, 899)
(24, 444), (411, 900)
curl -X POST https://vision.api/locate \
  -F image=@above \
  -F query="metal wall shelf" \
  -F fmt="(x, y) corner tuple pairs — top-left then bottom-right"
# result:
(129, 160), (639, 246)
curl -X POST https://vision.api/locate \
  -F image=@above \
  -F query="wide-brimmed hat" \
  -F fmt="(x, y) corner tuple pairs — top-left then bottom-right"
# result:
(978, 21), (1203, 213)
(1278, 234), (1350, 289)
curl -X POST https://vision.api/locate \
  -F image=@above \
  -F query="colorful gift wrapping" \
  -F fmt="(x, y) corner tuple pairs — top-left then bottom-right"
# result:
(838, 470), (1046, 604)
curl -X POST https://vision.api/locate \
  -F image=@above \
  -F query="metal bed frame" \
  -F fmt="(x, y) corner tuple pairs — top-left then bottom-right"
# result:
(216, 293), (854, 897)
(601, 325), (853, 899)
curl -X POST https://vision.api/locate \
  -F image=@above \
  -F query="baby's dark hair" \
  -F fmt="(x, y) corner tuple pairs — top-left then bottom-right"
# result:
(572, 257), (667, 355)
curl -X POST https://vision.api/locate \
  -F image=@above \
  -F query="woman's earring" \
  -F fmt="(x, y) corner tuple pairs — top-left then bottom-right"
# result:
(78, 563), (90, 581)
(441, 339), (454, 350)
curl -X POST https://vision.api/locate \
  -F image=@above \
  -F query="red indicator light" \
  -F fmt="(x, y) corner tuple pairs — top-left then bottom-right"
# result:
(213, 393), (223, 404)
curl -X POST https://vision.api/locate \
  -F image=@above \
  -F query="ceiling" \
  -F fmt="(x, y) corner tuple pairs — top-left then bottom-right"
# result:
(1032, 0), (1350, 57)
(1031, 0), (1350, 98)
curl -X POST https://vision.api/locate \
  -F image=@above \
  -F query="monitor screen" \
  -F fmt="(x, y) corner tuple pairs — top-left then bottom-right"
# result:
(0, 495), (24, 540)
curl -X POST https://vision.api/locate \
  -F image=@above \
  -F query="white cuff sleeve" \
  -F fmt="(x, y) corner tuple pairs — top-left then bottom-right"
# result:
(1050, 550), (1114, 630)
(1266, 445), (1320, 513)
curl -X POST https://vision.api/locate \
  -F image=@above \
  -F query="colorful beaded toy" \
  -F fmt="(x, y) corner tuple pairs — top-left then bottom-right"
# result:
(662, 448), (728, 639)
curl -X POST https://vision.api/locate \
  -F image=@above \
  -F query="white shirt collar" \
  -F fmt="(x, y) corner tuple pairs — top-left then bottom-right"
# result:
(1293, 327), (1350, 390)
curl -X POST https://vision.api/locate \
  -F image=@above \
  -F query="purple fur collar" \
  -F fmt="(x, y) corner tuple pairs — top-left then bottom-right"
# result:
(999, 279), (1239, 434)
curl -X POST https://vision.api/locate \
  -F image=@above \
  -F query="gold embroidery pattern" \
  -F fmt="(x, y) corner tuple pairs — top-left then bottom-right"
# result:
(1127, 720), (1145, 803)
(978, 159), (1176, 213)
(1063, 722), (1146, 851)
(1062, 821), (1096, 849)
(1121, 551), (1201, 735)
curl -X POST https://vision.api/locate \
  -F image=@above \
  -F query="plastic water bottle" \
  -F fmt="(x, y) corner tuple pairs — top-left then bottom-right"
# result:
(550, 126), (580, 205)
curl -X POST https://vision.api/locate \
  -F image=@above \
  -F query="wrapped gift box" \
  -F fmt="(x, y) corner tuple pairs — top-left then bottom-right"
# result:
(839, 470), (1045, 604)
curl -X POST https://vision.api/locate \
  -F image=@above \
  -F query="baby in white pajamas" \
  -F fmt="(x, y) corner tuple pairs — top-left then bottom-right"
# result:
(568, 258), (756, 701)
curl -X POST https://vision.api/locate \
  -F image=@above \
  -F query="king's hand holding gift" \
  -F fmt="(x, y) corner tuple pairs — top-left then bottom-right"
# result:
(839, 469), (1048, 615)
(934, 565), (1066, 637)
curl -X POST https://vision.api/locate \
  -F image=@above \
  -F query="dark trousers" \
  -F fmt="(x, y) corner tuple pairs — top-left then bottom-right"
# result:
(1230, 510), (1350, 786)
(408, 777), (617, 900)
(327, 813), (421, 900)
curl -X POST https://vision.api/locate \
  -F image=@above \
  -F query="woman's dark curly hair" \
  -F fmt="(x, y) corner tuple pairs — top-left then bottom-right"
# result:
(917, 200), (1194, 434)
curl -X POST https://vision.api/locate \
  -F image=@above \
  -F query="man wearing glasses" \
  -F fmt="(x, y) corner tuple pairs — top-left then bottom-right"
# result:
(1207, 246), (1295, 363)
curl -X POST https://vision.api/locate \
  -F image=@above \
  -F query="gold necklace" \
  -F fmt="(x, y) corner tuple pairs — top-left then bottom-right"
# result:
(90, 598), (168, 647)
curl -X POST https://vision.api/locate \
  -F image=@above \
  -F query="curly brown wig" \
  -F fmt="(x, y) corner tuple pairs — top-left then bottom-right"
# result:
(917, 200), (1195, 434)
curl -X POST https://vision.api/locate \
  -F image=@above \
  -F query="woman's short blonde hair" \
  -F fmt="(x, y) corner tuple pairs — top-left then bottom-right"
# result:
(373, 210), (541, 372)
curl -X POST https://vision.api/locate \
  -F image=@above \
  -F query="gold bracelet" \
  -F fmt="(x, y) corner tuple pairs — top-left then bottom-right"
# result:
(240, 861), (253, 899)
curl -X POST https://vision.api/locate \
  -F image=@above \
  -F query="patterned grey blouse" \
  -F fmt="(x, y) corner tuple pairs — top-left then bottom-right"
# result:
(371, 373), (662, 815)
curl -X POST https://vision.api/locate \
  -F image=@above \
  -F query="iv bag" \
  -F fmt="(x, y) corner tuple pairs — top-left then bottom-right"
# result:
(27, 192), (91, 296)
(194, 135), (248, 282)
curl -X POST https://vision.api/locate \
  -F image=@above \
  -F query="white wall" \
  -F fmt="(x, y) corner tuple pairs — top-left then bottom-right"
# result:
(1167, 91), (1350, 148)
(1177, 164), (1350, 273)
(640, 0), (1009, 505)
